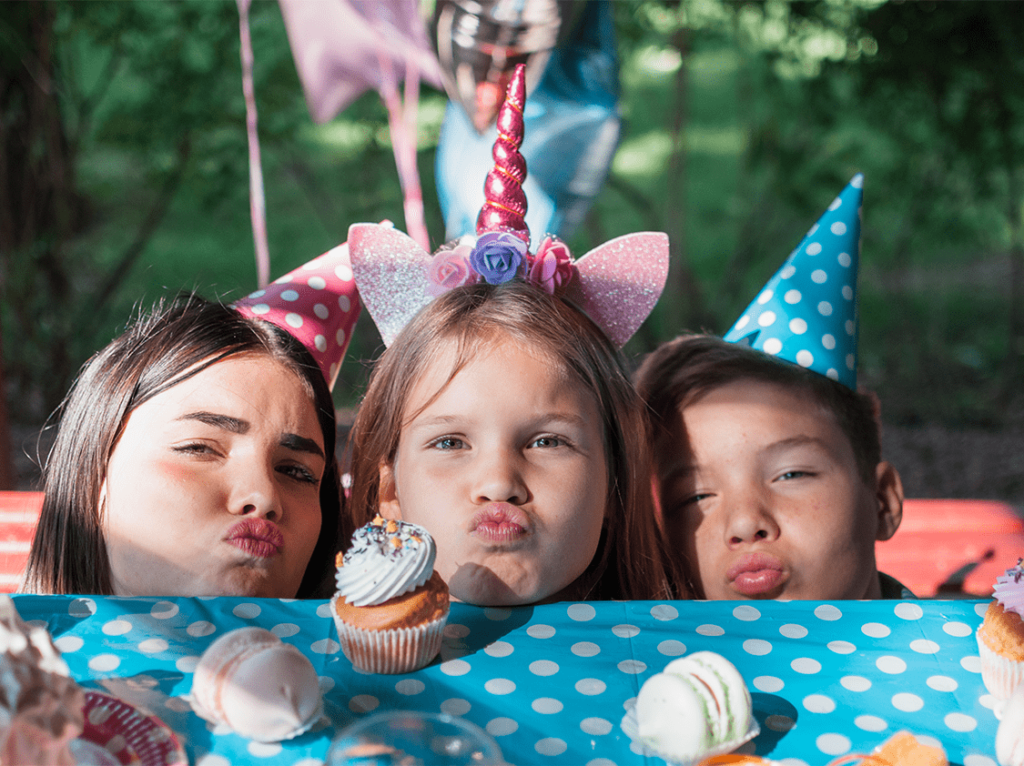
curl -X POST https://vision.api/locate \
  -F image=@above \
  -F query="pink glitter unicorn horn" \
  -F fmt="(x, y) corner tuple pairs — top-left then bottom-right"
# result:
(475, 63), (529, 245)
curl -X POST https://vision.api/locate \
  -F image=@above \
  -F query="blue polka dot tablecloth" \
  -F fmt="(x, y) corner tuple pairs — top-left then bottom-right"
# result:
(11, 596), (1002, 766)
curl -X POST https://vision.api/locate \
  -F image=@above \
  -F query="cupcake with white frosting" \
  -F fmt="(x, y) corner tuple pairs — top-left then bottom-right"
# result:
(331, 516), (449, 674)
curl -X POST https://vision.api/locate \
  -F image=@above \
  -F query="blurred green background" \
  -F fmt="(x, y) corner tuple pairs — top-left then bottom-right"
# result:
(2, 0), (1022, 502)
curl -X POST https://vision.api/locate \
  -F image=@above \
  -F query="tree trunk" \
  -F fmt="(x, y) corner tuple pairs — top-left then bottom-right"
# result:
(665, 24), (709, 335)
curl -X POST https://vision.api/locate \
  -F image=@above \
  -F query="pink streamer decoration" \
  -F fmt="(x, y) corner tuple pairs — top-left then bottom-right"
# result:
(371, 2), (429, 252)
(277, 0), (440, 253)
(236, 0), (270, 288)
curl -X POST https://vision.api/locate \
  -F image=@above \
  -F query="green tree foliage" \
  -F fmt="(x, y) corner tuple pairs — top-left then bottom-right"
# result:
(1, 0), (1021, 490)
(743, 0), (1024, 422)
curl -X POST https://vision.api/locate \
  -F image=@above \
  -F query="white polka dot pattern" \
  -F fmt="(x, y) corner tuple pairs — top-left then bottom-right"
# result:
(20, 595), (997, 765)
(723, 174), (864, 388)
(234, 243), (360, 390)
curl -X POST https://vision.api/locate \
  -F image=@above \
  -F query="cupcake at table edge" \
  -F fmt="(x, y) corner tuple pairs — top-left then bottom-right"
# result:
(331, 515), (449, 674)
(977, 558), (1024, 700)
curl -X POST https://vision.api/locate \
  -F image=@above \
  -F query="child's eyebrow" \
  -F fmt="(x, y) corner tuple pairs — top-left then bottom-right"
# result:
(407, 412), (590, 429)
(660, 459), (698, 485)
(535, 412), (590, 429)
(178, 411), (324, 460)
(405, 414), (464, 430)
(763, 435), (832, 456)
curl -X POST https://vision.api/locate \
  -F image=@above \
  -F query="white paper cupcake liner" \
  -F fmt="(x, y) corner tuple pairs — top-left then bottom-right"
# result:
(977, 627), (1024, 700)
(331, 594), (448, 674)
(620, 698), (760, 765)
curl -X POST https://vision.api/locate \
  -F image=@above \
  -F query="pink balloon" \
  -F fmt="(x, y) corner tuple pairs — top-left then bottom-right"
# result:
(277, 0), (442, 124)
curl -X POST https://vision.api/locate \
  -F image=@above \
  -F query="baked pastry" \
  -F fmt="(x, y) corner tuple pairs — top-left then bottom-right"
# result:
(997, 681), (1024, 766)
(332, 515), (449, 674)
(977, 559), (1024, 700)
(861, 730), (947, 766)
(635, 651), (754, 762)
(191, 627), (322, 742)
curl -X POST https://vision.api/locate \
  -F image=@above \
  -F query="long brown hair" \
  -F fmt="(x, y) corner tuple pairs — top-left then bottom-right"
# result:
(21, 295), (341, 596)
(348, 281), (685, 601)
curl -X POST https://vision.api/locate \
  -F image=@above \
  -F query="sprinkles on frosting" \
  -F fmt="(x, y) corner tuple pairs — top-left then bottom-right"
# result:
(335, 517), (437, 607)
(343, 515), (424, 559)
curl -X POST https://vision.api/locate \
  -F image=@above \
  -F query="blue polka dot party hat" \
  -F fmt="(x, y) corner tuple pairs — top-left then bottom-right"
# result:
(723, 174), (864, 389)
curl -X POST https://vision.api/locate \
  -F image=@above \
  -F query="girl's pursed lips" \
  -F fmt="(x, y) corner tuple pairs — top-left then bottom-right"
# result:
(471, 503), (531, 544)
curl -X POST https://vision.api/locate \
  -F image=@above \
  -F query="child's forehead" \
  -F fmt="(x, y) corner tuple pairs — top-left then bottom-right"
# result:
(431, 333), (570, 380)
(678, 377), (845, 440)
(404, 335), (575, 412)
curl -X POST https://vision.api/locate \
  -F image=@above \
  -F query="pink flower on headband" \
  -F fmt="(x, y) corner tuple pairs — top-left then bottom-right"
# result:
(427, 243), (479, 296)
(470, 231), (527, 285)
(527, 236), (575, 296)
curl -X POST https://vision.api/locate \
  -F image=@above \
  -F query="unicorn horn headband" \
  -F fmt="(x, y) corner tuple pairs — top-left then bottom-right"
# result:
(348, 64), (669, 349)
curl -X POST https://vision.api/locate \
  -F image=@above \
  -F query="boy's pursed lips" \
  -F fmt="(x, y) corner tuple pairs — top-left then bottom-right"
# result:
(727, 552), (786, 596)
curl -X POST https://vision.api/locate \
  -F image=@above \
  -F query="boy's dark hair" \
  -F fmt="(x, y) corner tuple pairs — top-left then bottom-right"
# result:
(634, 334), (882, 483)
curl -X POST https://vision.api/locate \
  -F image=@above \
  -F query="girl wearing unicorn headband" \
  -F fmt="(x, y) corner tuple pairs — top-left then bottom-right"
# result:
(347, 65), (685, 606)
(22, 247), (360, 598)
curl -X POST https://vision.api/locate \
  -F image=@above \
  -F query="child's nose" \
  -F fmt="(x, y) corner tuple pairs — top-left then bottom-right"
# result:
(470, 448), (528, 505)
(229, 463), (281, 522)
(724, 493), (779, 547)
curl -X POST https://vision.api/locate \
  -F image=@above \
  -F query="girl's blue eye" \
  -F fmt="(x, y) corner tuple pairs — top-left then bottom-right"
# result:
(431, 437), (465, 450)
(530, 436), (562, 448)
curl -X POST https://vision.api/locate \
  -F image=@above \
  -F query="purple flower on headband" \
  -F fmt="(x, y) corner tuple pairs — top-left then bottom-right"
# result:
(470, 231), (527, 285)
(427, 244), (478, 296)
(527, 236), (575, 296)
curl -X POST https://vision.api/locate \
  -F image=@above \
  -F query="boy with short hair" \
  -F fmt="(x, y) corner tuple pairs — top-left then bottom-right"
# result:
(635, 175), (913, 600)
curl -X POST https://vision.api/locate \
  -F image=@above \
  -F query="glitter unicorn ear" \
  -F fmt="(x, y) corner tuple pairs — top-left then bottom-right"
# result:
(723, 174), (864, 388)
(349, 63), (669, 349)
(234, 243), (361, 390)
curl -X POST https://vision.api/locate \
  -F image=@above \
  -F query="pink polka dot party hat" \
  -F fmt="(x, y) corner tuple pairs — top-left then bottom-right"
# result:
(724, 174), (864, 388)
(234, 243), (361, 390)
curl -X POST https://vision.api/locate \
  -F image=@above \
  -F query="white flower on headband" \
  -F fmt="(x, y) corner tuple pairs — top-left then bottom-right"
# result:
(426, 243), (478, 297)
